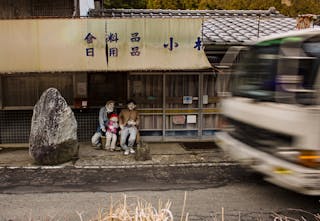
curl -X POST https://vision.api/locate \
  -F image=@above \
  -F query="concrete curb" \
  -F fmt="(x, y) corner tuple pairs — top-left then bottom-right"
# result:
(0, 161), (239, 170)
(0, 161), (246, 190)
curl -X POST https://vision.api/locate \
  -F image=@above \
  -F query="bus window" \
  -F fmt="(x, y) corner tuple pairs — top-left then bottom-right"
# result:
(232, 45), (280, 101)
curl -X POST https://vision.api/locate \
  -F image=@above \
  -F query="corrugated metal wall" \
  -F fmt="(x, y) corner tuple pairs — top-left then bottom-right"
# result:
(0, 0), (31, 18)
(0, 72), (128, 109)
(32, 0), (74, 17)
(2, 74), (73, 107)
(0, 0), (74, 19)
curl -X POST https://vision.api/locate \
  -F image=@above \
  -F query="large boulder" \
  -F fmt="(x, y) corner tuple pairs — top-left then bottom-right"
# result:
(29, 88), (79, 165)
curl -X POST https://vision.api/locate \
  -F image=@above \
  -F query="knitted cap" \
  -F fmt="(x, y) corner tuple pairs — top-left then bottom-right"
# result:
(109, 113), (118, 119)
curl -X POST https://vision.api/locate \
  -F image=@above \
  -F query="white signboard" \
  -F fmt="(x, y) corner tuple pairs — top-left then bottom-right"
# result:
(0, 18), (211, 73)
(183, 96), (193, 104)
(187, 115), (197, 124)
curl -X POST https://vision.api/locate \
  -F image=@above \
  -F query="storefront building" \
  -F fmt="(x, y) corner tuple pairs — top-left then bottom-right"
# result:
(0, 3), (297, 144)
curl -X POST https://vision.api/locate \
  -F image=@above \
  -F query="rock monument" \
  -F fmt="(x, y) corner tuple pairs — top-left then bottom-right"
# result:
(29, 88), (79, 165)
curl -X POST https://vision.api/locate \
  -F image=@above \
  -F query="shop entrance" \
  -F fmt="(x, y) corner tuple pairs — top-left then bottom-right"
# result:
(128, 71), (221, 141)
(88, 72), (127, 107)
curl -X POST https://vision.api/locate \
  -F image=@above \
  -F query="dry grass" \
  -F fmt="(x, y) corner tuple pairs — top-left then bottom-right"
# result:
(84, 193), (188, 221)
(84, 194), (320, 221)
(272, 209), (320, 221)
(23, 193), (320, 221)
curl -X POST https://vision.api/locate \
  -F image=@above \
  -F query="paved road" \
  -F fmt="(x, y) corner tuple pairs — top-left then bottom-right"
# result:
(1, 173), (319, 221)
(1, 143), (319, 221)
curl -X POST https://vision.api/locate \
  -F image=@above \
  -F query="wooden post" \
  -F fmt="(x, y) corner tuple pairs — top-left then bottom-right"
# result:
(0, 75), (3, 109)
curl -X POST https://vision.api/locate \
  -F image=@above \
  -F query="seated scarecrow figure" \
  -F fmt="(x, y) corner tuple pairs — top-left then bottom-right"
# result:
(91, 100), (116, 149)
(119, 99), (140, 155)
(105, 113), (119, 151)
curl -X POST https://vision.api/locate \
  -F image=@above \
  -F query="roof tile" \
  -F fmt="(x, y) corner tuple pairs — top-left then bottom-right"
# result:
(87, 9), (318, 44)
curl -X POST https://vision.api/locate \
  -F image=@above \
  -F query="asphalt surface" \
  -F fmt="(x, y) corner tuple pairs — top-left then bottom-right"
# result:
(0, 142), (252, 193)
(1, 182), (319, 221)
(0, 142), (319, 221)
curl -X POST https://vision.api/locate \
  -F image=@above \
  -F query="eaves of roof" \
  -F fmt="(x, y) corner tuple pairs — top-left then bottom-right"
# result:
(88, 8), (284, 18)
(88, 8), (298, 45)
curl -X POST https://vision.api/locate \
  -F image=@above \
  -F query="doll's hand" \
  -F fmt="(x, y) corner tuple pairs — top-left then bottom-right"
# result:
(128, 120), (136, 126)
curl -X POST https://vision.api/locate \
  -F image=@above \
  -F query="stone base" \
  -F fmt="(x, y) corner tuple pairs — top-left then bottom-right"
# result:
(30, 140), (79, 165)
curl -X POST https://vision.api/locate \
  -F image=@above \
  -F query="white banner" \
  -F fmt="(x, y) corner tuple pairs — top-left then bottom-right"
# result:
(0, 18), (211, 73)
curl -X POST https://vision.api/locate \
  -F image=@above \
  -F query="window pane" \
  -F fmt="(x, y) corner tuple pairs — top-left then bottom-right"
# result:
(165, 75), (199, 108)
(140, 115), (162, 130)
(129, 75), (163, 108)
(203, 74), (219, 108)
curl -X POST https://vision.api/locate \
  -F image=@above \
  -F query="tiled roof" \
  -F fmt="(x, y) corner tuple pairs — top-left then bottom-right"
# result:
(88, 8), (298, 45)
(203, 17), (296, 44)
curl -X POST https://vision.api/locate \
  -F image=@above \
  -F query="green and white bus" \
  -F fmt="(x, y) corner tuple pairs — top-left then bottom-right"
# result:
(215, 29), (320, 195)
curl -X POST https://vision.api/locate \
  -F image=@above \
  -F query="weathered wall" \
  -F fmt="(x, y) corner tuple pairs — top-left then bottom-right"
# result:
(0, 0), (74, 19)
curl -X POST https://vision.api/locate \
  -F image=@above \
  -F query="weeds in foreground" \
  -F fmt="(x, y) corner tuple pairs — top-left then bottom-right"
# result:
(83, 192), (188, 221)
(20, 192), (320, 221)
(272, 208), (320, 221)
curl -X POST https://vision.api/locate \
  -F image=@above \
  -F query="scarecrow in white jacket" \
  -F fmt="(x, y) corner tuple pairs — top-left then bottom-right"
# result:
(91, 100), (116, 149)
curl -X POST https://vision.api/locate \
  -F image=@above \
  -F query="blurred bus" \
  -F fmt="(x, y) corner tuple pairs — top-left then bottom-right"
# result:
(215, 29), (320, 195)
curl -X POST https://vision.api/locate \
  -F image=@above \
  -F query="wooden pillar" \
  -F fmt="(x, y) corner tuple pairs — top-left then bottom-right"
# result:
(0, 75), (3, 109)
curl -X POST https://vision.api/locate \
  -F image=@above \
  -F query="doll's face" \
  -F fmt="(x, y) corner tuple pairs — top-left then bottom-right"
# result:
(105, 102), (115, 112)
(127, 102), (136, 111)
(110, 116), (118, 122)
